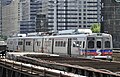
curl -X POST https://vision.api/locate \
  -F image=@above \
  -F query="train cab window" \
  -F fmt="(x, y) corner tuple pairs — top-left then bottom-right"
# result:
(97, 41), (101, 48)
(105, 41), (110, 48)
(88, 41), (94, 48)
(55, 41), (58, 46)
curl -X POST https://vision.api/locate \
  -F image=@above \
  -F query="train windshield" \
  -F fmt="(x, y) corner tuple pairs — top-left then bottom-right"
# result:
(105, 41), (110, 48)
(97, 41), (101, 48)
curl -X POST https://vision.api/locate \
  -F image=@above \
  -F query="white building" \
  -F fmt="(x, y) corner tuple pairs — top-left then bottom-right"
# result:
(2, 0), (42, 36)
(2, 0), (20, 36)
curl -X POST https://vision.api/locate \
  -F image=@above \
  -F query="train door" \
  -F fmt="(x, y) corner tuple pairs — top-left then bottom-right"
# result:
(25, 39), (33, 52)
(103, 36), (112, 56)
(67, 38), (71, 56)
(86, 37), (95, 56)
(13, 38), (18, 51)
(17, 39), (23, 51)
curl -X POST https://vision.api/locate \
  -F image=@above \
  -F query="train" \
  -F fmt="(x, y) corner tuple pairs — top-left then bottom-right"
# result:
(7, 33), (113, 59)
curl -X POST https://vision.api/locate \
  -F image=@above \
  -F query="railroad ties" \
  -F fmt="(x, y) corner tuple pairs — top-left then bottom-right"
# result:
(0, 52), (120, 77)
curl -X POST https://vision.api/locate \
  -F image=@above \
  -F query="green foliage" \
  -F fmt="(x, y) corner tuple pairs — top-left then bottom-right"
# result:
(91, 23), (100, 33)
(0, 35), (7, 41)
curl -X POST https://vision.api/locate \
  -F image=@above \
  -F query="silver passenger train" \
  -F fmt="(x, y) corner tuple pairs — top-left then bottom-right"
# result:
(7, 33), (113, 59)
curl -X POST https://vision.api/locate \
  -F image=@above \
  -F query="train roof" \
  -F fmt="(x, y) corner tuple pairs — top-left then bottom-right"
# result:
(7, 33), (112, 40)
(58, 29), (92, 35)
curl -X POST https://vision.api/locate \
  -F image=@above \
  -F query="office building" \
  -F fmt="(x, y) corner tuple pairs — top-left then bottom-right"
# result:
(101, 0), (120, 48)
(2, 0), (20, 36)
(38, 0), (101, 32)
(20, 0), (42, 34)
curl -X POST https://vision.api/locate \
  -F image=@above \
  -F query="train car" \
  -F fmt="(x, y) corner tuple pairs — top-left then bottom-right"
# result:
(7, 33), (113, 59)
(0, 41), (7, 51)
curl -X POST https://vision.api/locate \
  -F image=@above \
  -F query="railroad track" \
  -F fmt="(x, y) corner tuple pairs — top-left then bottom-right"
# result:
(5, 52), (120, 77)
(0, 59), (83, 77)
(13, 54), (120, 77)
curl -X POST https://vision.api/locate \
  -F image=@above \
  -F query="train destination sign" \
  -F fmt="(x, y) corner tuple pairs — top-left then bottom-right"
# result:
(115, 0), (120, 2)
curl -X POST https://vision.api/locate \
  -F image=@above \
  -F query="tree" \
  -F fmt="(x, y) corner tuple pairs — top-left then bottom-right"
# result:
(0, 35), (7, 41)
(91, 23), (100, 33)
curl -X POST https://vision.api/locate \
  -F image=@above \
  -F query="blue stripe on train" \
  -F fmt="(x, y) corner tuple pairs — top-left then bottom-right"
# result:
(81, 49), (112, 52)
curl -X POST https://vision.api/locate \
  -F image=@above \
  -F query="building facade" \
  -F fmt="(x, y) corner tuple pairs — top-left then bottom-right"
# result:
(2, 0), (20, 36)
(101, 0), (120, 48)
(1, 0), (101, 36)
(20, 0), (42, 34)
(0, 0), (12, 35)
(38, 0), (101, 32)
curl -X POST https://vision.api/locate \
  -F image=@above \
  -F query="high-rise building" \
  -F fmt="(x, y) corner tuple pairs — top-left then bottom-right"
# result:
(2, 0), (20, 36)
(2, 0), (101, 36)
(38, 0), (101, 32)
(20, 0), (42, 34)
(0, 0), (13, 35)
(101, 0), (120, 48)
(2, 0), (42, 36)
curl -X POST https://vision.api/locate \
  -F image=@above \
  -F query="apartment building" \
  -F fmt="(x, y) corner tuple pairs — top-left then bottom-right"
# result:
(36, 0), (101, 32)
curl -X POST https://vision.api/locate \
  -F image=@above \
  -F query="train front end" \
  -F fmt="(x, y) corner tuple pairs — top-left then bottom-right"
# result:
(85, 33), (112, 60)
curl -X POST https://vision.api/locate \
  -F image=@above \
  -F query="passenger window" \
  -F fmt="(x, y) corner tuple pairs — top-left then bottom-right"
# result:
(88, 41), (94, 48)
(105, 41), (110, 48)
(83, 41), (85, 48)
(37, 41), (41, 46)
(58, 41), (60, 46)
(18, 41), (23, 45)
(26, 41), (31, 46)
(61, 41), (63, 46)
(97, 41), (101, 48)
(73, 41), (82, 47)
(63, 41), (66, 47)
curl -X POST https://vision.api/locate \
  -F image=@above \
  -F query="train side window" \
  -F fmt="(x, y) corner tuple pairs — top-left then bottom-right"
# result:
(105, 41), (110, 48)
(58, 41), (60, 47)
(18, 41), (23, 45)
(73, 41), (82, 47)
(88, 41), (94, 48)
(97, 41), (101, 48)
(55, 41), (57, 46)
(37, 41), (41, 46)
(83, 41), (85, 48)
(26, 41), (31, 46)
(60, 41), (62, 47)
(63, 41), (66, 47)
